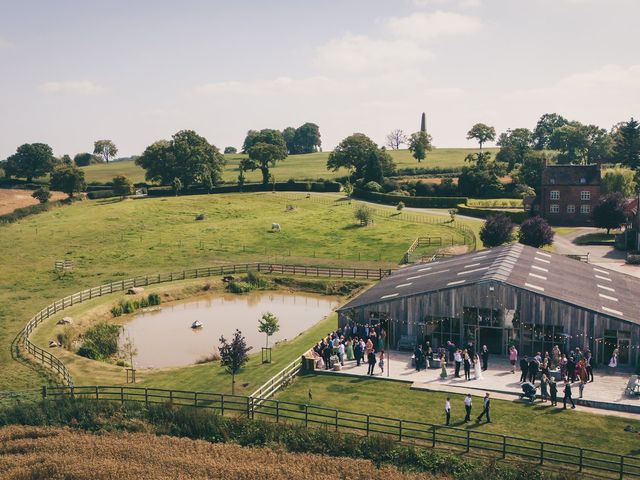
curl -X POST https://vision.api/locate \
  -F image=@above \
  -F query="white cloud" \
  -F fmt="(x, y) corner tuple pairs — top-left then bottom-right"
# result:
(412, 0), (481, 8)
(313, 34), (433, 74)
(194, 76), (334, 97)
(388, 11), (482, 42)
(38, 81), (105, 94)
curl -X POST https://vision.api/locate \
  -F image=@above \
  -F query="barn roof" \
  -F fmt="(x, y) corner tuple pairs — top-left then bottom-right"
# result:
(338, 244), (640, 326)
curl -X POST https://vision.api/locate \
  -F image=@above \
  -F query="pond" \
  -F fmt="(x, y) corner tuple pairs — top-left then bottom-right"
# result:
(121, 291), (339, 368)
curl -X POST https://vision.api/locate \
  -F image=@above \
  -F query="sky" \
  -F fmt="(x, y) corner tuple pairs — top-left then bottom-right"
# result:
(0, 0), (639, 159)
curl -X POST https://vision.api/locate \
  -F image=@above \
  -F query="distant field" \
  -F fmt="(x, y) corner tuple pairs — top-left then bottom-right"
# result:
(81, 148), (499, 184)
(0, 188), (66, 215)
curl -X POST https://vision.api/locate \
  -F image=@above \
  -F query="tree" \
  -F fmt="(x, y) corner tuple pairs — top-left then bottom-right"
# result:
(242, 130), (259, 153)
(50, 165), (86, 198)
(59, 154), (73, 166)
(243, 129), (288, 184)
(386, 129), (408, 150)
(218, 329), (252, 395)
(467, 123), (496, 151)
(518, 216), (554, 248)
(292, 122), (321, 154)
(120, 332), (138, 370)
(408, 131), (433, 163)
(458, 152), (504, 197)
(585, 124), (613, 164)
(479, 214), (514, 247)
(73, 152), (99, 166)
(5, 143), (56, 182)
(601, 167), (636, 197)
(533, 113), (568, 150)
(593, 193), (627, 234)
(93, 140), (118, 164)
(612, 118), (640, 168)
(258, 312), (280, 349)
(112, 175), (134, 198)
(172, 177), (183, 196)
(549, 122), (589, 164)
(31, 186), (51, 204)
(282, 127), (296, 153)
(363, 150), (384, 184)
(496, 128), (533, 172)
(136, 130), (225, 188)
(328, 133), (393, 180)
(354, 204), (374, 226)
(223, 146), (237, 154)
(513, 151), (548, 194)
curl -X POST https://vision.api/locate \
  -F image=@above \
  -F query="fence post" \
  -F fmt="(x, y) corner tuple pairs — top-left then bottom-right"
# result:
(502, 436), (506, 459)
(578, 448), (583, 473)
(539, 443), (544, 465)
(276, 401), (280, 423)
(221, 395), (225, 416)
(120, 387), (124, 404)
(41, 385), (47, 399)
(366, 415), (370, 436)
(431, 425), (436, 447)
(305, 404), (309, 427)
(399, 420), (403, 441)
(145, 388), (148, 406)
(619, 456), (624, 480)
(335, 410), (339, 431)
(466, 430), (470, 453)
(247, 397), (251, 419)
(194, 392), (198, 407)
(95, 386), (99, 400)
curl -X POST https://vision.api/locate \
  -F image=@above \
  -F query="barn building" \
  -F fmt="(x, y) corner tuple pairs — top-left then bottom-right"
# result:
(337, 244), (640, 368)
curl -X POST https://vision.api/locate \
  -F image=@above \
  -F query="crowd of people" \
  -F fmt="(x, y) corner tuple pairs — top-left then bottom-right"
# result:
(311, 323), (387, 376)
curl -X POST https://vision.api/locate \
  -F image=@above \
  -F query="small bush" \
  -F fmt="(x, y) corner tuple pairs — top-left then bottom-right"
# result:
(147, 293), (161, 306)
(111, 305), (123, 317)
(363, 181), (382, 192)
(396, 201), (404, 211)
(121, 300), (136, 314)
(77, 345), (99, 360)
(77, 323), (121, 360)
(195, 213), (205, 221)
(227, 281), (252, 294)
(246, 270), (267, 288)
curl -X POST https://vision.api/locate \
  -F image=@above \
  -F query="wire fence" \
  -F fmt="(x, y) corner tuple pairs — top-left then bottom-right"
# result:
(42, 385), (640, 479)
(17, 262), (393, 388)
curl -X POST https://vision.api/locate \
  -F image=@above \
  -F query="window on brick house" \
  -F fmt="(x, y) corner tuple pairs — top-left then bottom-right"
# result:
(550, 204), (560, 213)
(580, 191), (591, 201)
(550, 191), (560, 200)
(567, 204), (575, 213)
(580, 204), (591, 214)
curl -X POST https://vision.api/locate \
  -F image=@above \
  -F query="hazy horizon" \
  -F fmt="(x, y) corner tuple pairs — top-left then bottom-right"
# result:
(1, 0), (638, 159)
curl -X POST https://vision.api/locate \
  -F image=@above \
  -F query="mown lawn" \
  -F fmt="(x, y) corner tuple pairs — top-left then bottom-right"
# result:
(80, 148), (498, 184)
(276, 374), (640, 456)
(0, 192), (474, 390)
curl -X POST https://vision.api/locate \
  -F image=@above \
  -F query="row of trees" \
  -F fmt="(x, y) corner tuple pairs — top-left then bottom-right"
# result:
(480, 214), (554, 249)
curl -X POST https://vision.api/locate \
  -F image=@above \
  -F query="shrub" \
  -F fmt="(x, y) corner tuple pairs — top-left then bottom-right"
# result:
(479, 214), (514, 247)
(246, 270), (267, 288)
(31, 186), (51, 204)
(518, 216), (554, 248)
(195, 213), (205, 221)
(227, 281), (252, 294)
(352, 188), (467, 208)
(121, 300), (136, 314)
(87, 189), (117, 200)
(110, 305), (123, 317)
(147, 293), (161, 306)
(354, 204), (374, 226)
(396, 201), (404, 211)
(363, 181), (382, 192)
(78, 323), (121, 360)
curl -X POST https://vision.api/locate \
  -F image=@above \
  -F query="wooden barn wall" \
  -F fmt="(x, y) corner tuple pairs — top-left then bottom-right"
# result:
(338, 283), (639, 364)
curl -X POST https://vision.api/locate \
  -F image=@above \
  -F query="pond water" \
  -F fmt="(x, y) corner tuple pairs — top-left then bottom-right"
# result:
(122, 291), (339, 368)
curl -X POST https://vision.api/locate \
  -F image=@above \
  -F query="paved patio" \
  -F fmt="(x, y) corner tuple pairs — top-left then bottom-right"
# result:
(322, 351), (640, 417)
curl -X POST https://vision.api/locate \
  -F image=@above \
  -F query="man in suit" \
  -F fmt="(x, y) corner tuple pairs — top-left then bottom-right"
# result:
(454, 349), (463, 378)
(463, 394), (472, 422)
(528, 357), (539, 384)
(563, 382), (576, 409)
(354, 340), (363, 366)
(367, 350), (377, 376)
(481, 345), (489, 371)
(414, 345), (424, 372)
(444, 397), (451, 425)
(519, 355), (529, 383)
(585, 351), (594, 383)
(476, 393), (491, 423)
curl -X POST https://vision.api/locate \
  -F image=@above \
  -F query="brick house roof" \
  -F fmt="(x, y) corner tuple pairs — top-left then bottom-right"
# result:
(541, 164), (601, 186)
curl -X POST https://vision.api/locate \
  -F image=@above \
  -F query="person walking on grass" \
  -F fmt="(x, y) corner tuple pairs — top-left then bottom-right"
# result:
(445, 397), (451, 425)
(563, 382), (576, 409)
(464, 394), (472, 422)
(476, 393), (491, 423)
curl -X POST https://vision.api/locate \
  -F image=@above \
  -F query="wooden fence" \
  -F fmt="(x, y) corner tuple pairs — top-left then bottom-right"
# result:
(18, 263), (393, 388)
(42, 385), (640, 479)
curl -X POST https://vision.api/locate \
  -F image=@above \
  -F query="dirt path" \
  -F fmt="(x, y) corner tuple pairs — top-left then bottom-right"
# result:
(0, 188), (66, 215)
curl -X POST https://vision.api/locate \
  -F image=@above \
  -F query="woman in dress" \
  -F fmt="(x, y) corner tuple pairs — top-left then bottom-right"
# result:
(379, 349), (385, 374)
(552, 345), (561, 369)
(608, 348), (619, 374)
(440, 354), (448, 380)
(559, 354), (568, 382)
(473, 354), (483, 380)
(509, 345), (518, 373)
(377, 328), (386, 352)
(346, 338), (355, 361)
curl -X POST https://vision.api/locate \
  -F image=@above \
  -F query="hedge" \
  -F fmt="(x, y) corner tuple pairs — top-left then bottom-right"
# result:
(147, 181), (341, 197)
(87, 189), (118, 199)
(0, 197), (80, 225)
(456, 204), (529, 223)
(394, 166), (463, 177)
(351, 188), (467, 208)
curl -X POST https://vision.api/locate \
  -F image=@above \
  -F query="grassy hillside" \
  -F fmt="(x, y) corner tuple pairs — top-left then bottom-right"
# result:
(0, 193), (476, 391)
(81, 148), (499, 184)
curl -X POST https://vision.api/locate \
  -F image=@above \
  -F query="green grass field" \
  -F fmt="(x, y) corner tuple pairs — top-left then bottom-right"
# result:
(276, 374), (640, 456)
(81, 148), (499, 184)
(0, 192), (475, 391)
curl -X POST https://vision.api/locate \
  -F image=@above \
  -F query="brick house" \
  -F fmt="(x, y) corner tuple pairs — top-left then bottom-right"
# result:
(539, 164), (601, 226)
